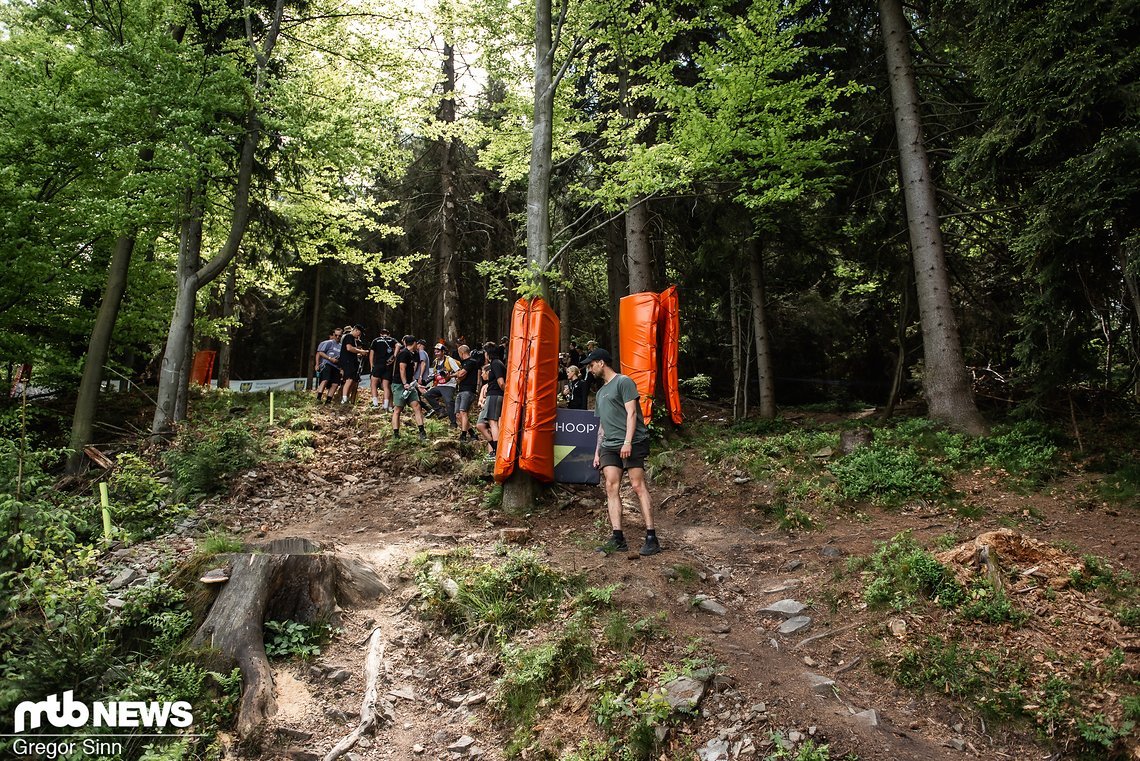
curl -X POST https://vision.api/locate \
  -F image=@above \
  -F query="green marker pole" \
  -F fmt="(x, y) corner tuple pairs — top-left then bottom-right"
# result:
(269, 391), (275, 425)
(99, 482), (112, 544)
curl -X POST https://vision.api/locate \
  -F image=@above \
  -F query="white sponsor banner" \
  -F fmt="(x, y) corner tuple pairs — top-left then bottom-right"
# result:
(210, 378), (308, 393)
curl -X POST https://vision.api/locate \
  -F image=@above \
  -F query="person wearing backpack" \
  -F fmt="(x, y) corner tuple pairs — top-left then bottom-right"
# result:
(422, 343), (461, 427)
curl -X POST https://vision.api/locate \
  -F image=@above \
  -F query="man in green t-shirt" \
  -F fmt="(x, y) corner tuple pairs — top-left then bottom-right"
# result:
(586, 348), (661, 556)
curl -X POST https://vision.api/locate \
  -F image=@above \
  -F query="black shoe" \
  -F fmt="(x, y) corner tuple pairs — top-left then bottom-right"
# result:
(639, 537), (661, 556)
(597, 539), (629, 554)
(418, 430), (427, 441)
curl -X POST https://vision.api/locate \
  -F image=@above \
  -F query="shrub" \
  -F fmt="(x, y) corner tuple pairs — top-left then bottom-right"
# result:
(862, 532), (963, 610)
(107, 454), (188, 539)
(831, 444), (946, 505)
(967, 421), (1060, 483)
(165, 419), (257, 501)
(416, 550), (576, 644)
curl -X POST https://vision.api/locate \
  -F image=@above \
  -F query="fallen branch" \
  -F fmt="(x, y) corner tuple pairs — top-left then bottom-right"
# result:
(323, 629), (388, 761)
(794, 621), (862, 651)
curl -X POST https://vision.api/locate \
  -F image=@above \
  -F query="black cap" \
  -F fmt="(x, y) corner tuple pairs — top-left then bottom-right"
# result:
(353, 323), (365, 331)
(582, 348), (612, 366)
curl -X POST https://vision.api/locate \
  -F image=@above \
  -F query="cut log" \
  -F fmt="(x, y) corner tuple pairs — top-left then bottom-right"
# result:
(190, 538), (384, 739)
(323, 628), (391, 761)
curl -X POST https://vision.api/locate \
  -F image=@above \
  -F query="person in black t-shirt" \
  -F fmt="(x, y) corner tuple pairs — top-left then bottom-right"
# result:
(338, 325), (369, 404)
(453, 344), (481, 442)
(475, 341), (507, 460)
(562, 364), (589, 409)
(391, 334), (426, 440)
(369, 328), (397, 410)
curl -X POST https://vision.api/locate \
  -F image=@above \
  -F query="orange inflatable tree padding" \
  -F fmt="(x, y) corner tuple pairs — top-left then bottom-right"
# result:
(190, 350), (217, 386)
(518, 298), (560, 483)
(619, 292), (660, 422)
(494, 299), (532, 483)
(658, 285), (683, 425)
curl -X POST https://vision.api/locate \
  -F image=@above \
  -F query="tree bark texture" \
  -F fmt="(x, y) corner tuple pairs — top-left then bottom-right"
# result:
(879, 0), (987, 435)
(606, 217), (626, 361)
(151, 110), (261, 437)
(214, 264), (238, 389)
(438, 43), (460, 342)
(748, 238), (776, 419)
(191, 538), (386, 739)
(504, 0), (556, 514)
(626, 196), (653, 294)
(730, 271), (741, 419)
(66, 234), (136, 473)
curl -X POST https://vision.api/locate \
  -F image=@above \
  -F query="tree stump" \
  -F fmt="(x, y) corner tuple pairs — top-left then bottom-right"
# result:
(190, 538), (386, 739)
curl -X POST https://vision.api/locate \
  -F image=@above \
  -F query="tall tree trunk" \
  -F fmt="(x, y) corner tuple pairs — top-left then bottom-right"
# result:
(66, 233), (136, 474)
(504, 0), (560, 513)
(626, 196), (653, 294)
(559, 250), (571, 350)
(307, 262), (322, 390)
(438, 42), (460, 342)
(606, 216), (626, 361)
(729, 271), (741, 419)
(216, 264), (238, 389)
(879, 0), (987, 435)
(883, 265), (913, 420)
(748, 237), (776, 419)
(152, 110), (261, 437)
(174, 322), (194, 422)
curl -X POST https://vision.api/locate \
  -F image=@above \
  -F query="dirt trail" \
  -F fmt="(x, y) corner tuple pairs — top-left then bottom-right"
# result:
(208, 406), (1139, 760)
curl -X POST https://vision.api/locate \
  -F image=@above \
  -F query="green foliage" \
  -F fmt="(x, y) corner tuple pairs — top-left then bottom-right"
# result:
(766, 739), (835, 761)
(677, 374), (712, 400)
(831, 444), (947, 505)
(264, 619), (335, 660)
(861, 532), (963, 610)
(497, 617), (595, 754)
(415, 550), (576, 644)
(1097, 463), (1140, 503)
(165, 419), (257, 501)
(967, 422), (1061, 483)
(276, 430), (317, 461)
(958, 579), (1028, 626)
(201, 532), (243, 555)
(767, 500), (816, 532)
(107, 454), (189, 539)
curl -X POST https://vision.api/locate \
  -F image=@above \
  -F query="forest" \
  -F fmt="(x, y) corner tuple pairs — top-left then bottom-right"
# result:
(1, 0), (1139, 758)
(0, 0), (1136, 446)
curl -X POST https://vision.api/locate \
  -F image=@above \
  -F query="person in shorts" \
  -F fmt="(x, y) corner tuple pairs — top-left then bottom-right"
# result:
(475, 341), (506, 461)
(315, 327), (343, 403)
(453, 344), (480, 442)
(338, 324), (368, 404)
(392, 334), (426, 440)
(369, 327), (397, 410)
(586, 348), (660, 556)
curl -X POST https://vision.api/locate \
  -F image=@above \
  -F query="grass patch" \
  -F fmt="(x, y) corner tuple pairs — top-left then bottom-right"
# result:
(831, 444), (947, 505)
(201, 531), (243, 555)
(415, 549), (577, 645)
(861, 531), (964, 610)
(1097, 463), (1140, 503)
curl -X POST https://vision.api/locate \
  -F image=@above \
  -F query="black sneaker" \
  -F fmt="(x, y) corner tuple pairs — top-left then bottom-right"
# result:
(639, 537), (662, 556)
(597, 539), (629, 554)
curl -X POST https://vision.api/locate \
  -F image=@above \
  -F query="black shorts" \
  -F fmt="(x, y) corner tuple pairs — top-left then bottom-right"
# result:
(598, 440), (650, 471)
(340, 362), (360, 382)
(318, 364), (342, 385)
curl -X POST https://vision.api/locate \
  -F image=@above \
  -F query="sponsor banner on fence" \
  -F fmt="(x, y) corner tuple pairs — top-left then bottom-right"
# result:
(553, 408), (600, 485)
(210, 378), (308, 393)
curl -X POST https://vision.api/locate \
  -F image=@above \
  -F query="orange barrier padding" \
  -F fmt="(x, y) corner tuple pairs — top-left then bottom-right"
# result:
(659, 285), (683, 425)
(190, 350), (216, 387)
(495, 299), (532, 483)
(518, 298), (560, 483)
(619, 292), (660, 422)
